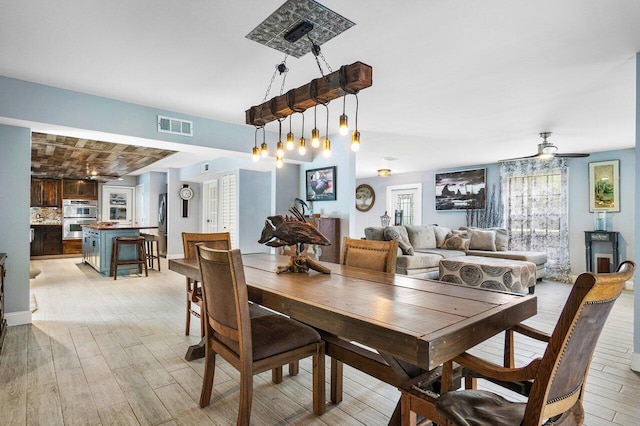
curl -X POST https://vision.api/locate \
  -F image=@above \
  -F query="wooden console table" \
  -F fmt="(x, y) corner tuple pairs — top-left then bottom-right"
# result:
(585, 231), (619, 273)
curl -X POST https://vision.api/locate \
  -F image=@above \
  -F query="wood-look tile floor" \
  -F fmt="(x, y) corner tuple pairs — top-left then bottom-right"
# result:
(1, 257), (638, 425)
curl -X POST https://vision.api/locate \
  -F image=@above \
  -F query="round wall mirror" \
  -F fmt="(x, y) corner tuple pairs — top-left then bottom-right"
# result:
(356, 184), (375, 212)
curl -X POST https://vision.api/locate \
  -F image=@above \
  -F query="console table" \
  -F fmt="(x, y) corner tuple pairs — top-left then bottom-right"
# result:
(585, 231), (619, 273)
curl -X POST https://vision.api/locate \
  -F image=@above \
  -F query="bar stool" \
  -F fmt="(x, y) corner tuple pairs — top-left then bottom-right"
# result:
(140, 233), (161, 271)
(110, 236), (148, 280)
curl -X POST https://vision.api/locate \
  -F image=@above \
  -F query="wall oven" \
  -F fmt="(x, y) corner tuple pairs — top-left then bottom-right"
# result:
(63, 199), (98, 218)
(63, 199), (98, 239)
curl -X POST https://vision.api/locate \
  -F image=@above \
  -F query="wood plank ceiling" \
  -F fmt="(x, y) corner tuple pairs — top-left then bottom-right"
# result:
(31, 132), (177, 181)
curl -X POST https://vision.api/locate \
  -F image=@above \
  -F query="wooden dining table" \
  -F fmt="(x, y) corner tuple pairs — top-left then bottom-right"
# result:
(169, 253), (536, 424)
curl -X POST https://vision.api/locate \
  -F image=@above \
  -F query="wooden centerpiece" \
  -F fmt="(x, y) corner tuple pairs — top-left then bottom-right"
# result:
(258, 207), (331, 274)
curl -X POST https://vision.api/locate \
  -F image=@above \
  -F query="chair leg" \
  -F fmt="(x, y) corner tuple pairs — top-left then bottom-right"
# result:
(199, 348), (216, 408)
(289, 361), (299, 376)
(237, 371), (253, 426)
(272, 366), (283, 384)
(330, 358), (343, 403)
(199, 307), (205, 338)
(185, 299), (191, 336)
(400, 393), (417, 426)
(313, 342), (326, 415)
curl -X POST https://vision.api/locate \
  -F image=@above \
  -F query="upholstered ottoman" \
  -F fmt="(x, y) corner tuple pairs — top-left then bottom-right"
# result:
(439, 256), (536, 294)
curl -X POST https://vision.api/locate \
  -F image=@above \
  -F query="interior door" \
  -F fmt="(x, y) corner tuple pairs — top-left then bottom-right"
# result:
(220, 173), (237, 248)
(102, 186), (134, 226)
(135, 184), (145, 226)
(386, 183), (423, 225)
(202, 179), (218, 233)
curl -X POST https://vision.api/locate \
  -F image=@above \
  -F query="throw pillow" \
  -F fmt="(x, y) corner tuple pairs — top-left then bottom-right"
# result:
(433, 225), (451, 248)
(384, 227), (414, 255)
(442, 233), (470, 251)
(405, 224), (437, 249)
(488, 227), (509, 251)
(469, 229), (497, 251)
(364, 227), (385, 241)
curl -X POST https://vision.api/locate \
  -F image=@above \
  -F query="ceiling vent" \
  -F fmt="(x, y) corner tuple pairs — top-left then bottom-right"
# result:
(157, 115), (193, 136)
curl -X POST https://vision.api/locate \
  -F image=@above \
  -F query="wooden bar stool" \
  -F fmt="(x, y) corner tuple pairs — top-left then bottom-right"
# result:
(140, 233), (161, 271)
(110, 236), (148, 280)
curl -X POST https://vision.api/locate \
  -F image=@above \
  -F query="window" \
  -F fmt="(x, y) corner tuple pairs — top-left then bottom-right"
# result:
(501, 159), (570, 282)
(386, 183), (422, 225)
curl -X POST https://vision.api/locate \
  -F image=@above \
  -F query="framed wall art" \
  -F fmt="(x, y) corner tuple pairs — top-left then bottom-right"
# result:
(355, 184), (375, 212)
(306, 166), (336, 201)
(435, 168), (486, 211)
(589, 160), (620, 212)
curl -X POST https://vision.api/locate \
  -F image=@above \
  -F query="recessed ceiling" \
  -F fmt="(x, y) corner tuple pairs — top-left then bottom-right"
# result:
(30, 132), (177, 181)
(246, 0), (355, 58)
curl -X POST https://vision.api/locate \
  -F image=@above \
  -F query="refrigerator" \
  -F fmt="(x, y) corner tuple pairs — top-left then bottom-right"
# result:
(158, 193), (168, 257)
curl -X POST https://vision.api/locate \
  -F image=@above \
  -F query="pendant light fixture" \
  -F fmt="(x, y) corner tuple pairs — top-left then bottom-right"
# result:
(298, 113), (306, 155)
(276, 119), (284, 157)
(252, 127), (261, 161)
(311, 105), (320, 148)
(322, 103), (331, 158)
(260, 126), (268, 157)
(350, 94), (360, 152)
(339, 95), (348, 135)
(286, 115), (295, 150)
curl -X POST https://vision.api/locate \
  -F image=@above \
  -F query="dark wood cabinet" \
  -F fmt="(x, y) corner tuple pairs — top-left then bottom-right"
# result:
(63, 179), (99, 199)
(306, 217), (341, 263)
(63, 239), (83, 255)
(31, 226), (63, 256)
(31, 178), (61, 207)
(0, 253), (6, 351)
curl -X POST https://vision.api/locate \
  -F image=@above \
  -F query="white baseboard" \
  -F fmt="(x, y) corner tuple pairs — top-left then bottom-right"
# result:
(5, 310), (32, 326)
(624, 280), (634, 291)
(631, 352), (640, 372)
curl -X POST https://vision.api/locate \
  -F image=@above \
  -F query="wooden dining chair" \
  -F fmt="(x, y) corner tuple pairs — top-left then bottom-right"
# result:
(400, 261), (636, 426)
(340, 237), (398, 273)
(329, 237), (401, 403)
(181, 232), (232, 336)
(196, 246), (326, 424)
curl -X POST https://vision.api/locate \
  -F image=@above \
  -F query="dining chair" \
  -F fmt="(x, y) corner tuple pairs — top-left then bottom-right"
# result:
(340, 237), (398, 273)
(329, 237), (400, 403)
(399, 261), (636, 426)
(181, 232), (232, 336)
(195, 246), (325, 424)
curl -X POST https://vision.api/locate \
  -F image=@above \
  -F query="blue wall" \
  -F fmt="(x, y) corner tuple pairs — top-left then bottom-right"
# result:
(0, 124), (32, 323)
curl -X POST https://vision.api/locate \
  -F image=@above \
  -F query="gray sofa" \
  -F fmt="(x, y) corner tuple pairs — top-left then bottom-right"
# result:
(364, 224), (547, 279)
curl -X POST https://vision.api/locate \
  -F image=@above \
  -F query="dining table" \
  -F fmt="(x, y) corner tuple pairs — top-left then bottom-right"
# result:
(169, 253), (536, 424)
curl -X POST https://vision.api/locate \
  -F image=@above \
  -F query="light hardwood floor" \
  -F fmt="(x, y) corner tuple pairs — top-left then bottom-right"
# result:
(1, 257), (638, 425)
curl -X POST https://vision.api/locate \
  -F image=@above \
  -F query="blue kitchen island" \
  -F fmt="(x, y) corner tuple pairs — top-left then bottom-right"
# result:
(82, 224), (158, 277)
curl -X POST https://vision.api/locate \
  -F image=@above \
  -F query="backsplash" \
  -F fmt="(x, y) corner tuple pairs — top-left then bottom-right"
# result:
(30, 207), (62, 225)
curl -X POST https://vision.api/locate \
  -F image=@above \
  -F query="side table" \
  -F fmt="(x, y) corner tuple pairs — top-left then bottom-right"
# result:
(584, 231), (619, 273)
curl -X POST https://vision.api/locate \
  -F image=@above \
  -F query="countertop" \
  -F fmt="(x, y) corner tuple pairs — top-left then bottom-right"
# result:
(30, 223), (62, 226)
(82, 224), (159, 231)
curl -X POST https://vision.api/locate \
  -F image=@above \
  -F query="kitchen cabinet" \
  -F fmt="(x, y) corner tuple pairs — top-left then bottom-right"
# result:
(0, 253), (6, 351)
(63, 179), (99, 199)
(31, 178), (61, 207)
(63, 239), (83, 255)
(31, 225), (63, 256)
(83, 226), (140, 275)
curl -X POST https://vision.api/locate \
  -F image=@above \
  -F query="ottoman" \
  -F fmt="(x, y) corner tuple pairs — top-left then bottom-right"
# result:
(439, 256), (536, 294)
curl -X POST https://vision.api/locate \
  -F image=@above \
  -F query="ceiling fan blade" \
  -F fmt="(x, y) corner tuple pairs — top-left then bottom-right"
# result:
(555, 153), (590, 158)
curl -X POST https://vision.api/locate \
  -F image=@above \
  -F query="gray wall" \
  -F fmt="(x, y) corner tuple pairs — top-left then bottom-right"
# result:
(239, 170), (271, 254)
(276, 163), (301, 215)
(0, 124), (31, 323)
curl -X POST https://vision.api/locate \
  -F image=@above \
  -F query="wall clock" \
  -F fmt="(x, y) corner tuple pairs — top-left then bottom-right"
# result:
(356, 184), (375, 212)
(180, 184), (193, 217)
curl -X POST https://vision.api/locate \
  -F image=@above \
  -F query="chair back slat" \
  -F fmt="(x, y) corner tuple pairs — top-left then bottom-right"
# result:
(182, 232), (231, 259)
(341, 237), (398, 273)
(524, 261), (635, 424)
(196, 246), (251, 358)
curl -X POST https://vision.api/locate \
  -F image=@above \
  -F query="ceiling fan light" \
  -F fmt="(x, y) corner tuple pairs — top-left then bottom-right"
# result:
(541, 144), (558, 155)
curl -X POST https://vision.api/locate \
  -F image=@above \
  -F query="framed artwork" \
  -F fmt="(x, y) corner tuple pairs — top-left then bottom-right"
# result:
(356, 184), (375, 212)
(102, 186), (134, 225)
(435, 168), (486, 211)
(306, 166), (336, 201)
(589, 160), (620, 212)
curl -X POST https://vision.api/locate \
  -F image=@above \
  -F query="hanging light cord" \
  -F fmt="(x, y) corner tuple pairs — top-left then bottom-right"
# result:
(354, 94), (359, 130)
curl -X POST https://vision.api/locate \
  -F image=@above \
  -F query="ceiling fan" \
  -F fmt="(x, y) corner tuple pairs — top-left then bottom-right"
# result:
(502, 132), (590, 161)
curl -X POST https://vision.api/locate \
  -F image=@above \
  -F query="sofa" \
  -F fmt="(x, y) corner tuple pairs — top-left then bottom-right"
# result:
(364, 224), (547, 280)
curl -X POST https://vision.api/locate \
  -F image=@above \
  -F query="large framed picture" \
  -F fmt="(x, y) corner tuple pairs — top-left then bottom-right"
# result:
(435, 168), (486, 211)
(589, 160), (620, 212)
(306, 166), (336, 201)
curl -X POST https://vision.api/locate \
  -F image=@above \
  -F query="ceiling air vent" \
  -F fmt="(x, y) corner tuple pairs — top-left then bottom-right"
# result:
(157, 115), (193, 136)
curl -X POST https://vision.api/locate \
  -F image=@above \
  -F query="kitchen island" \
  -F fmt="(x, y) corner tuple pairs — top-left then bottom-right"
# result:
(82, 224), (158, 276)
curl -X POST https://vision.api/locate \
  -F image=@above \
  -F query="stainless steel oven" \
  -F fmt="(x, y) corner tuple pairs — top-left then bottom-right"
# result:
(63, 199), (98, 218)
(63, 217), (97, 239)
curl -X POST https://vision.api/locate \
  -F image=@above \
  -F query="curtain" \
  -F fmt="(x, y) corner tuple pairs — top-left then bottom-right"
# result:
(500, 158), (571, 282)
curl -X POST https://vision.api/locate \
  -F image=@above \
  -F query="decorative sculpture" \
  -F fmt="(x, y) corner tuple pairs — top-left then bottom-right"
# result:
(258, 206), (331, 274)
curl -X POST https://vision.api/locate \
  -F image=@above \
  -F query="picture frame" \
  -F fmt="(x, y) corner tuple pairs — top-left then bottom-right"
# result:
(355, 184), (375, 212)
(306, 166), (336, 201)
(435, 168), (486, 211)
(589, 160), (620, 212)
